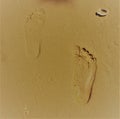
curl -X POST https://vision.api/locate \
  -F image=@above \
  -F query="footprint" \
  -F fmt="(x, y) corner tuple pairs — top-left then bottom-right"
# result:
(72, 46), (97, 104)
(24, 8), (46, 59)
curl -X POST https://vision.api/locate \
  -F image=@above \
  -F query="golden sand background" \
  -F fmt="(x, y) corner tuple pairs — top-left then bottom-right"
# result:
(0, 0), (119, 118)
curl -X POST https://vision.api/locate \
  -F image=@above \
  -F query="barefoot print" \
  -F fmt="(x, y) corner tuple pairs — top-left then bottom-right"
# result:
(24, 8), (46, 59)
(72, 46), (97, 104)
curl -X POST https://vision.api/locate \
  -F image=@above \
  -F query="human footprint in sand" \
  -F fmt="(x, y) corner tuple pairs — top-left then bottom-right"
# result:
(73, 46), (97, 104)
(24, 8), (46, 59)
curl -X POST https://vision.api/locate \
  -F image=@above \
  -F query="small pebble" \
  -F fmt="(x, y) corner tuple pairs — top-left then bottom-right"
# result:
(96, 8), (109, 17)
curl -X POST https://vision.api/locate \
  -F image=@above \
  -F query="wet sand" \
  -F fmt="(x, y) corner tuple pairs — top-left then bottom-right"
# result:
(0, 0), (119, 118)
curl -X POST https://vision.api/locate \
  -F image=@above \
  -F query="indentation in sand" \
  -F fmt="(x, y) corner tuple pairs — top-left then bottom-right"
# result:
(23, 104), (30, 118)
(72, 45), (97, 104)
(24, 8), (46, 59)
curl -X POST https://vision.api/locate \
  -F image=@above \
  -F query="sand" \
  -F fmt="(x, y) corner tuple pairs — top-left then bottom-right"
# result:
(0, 0), (119, 118)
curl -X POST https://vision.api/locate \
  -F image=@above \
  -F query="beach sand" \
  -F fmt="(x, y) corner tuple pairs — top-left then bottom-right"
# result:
(0, 0), (119, 118)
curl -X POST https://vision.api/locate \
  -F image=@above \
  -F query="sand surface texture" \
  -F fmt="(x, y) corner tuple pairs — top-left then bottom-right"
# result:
(0, 0), (119, 119)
